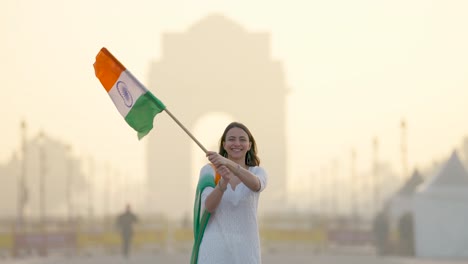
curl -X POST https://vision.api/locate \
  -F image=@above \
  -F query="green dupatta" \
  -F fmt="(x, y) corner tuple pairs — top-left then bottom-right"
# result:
(190, 172), (216, 264)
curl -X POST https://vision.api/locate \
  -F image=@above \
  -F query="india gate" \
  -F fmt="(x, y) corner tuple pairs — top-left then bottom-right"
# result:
(146, 14), (288, 220)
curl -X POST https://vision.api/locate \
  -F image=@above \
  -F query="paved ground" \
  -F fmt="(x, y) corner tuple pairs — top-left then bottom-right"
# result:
(2, 251), (467, 264)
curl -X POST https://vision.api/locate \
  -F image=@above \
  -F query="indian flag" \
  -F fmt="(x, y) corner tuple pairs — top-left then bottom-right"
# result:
(93, 47), (166, 140)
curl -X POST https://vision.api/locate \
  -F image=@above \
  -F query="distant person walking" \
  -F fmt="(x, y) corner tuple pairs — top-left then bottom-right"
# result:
(398, 212), (415, 256)
(116, 204), (138, 258)
(372, 210), (390, 256)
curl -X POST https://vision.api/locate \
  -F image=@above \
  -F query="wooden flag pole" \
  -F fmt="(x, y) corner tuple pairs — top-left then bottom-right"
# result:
(163, 108), (208, 154)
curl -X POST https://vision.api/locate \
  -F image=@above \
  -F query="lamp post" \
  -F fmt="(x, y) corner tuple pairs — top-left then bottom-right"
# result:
(38, 131), (47, 257)
(87, 157), (94, 222)
(13, 121), (28, 257)
(351, 149), (358, 226)
(66, 145), (72, 223)
(18, 120), (28, 230)
(331, 159), (339, 219)
(401, 119), (408, 184)
(373, 137), (379, 216)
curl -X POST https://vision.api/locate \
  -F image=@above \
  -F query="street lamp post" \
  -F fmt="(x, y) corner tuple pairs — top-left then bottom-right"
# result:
(13, 121), (28, 258)
(66, 145), (72, 223)
(401, 119), (408, 183)
(351, 149), (358, 226)
(18, 121), (27, 230)
(373, 137), (379, 216)
(87, 157), (94, 221)
(38, 131), (47, 257)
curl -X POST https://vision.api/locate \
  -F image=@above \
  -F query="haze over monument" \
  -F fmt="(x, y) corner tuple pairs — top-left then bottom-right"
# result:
(2, 1), (468, 218)
(146, 14), (287, 218)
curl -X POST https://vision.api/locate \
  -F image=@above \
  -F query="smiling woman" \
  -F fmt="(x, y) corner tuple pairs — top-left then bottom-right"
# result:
(191, 121), (268, 264)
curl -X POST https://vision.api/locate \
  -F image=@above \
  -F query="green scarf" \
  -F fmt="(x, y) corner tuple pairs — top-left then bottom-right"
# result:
(190, 173), (216, 264)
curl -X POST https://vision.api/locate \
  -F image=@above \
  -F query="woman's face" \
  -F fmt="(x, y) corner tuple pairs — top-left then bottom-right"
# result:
(223, 127), (251, 161)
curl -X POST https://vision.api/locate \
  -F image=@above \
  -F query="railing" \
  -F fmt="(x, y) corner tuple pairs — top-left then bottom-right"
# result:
(0, 215), (377, 258)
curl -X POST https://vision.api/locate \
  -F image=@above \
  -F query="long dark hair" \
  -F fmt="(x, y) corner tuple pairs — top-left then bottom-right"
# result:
(218, 122), (260, 166)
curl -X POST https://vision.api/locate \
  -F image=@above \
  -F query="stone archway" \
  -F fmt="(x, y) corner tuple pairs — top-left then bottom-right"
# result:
(146, 14), (288, 219)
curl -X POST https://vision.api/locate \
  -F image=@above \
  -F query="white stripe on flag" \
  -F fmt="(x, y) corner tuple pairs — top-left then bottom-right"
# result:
(108, 70), (147, 118)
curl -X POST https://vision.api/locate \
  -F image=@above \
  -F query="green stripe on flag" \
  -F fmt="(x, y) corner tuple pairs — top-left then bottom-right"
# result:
(125, 92), (166, 140)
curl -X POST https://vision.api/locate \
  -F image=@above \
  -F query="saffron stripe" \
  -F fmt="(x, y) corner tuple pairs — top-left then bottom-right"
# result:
(93, 48), (126, 92)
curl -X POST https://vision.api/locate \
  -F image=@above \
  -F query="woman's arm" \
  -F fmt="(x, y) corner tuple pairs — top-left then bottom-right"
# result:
(206, 151), (261, 192)
(225, 160), (261, 192)
(204, 178), (228, 213)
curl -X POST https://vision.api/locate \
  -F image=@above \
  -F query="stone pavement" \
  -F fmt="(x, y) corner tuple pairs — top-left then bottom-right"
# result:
(2, 251), (466, 264)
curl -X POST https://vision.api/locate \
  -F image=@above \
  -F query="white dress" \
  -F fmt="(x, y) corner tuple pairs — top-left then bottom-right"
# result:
(197, 164), (268, 264)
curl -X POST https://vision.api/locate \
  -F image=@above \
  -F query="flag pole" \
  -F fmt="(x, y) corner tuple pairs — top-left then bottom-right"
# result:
(163, 108), (208, 154)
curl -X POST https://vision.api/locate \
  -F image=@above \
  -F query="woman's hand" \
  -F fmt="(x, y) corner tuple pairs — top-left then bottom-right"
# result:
(206, 151), (228, 167)
(216, 165), (232, 187)
(204, 163), (232, 213)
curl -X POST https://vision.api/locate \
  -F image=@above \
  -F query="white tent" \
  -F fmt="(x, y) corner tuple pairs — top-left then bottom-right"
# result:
(413, 151), (468, 258)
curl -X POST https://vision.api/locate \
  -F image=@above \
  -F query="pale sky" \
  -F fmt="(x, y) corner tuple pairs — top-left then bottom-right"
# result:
(2, 0), (468, 201)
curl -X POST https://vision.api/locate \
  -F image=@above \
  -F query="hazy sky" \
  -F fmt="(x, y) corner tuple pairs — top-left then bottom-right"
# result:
(2, 0), (468, 195)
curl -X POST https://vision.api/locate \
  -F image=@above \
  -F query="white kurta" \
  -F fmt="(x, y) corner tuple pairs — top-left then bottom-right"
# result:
(197, 164), (268, 264)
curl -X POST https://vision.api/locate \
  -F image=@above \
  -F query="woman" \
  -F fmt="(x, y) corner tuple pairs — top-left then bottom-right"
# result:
(191, 122), (268, 264)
